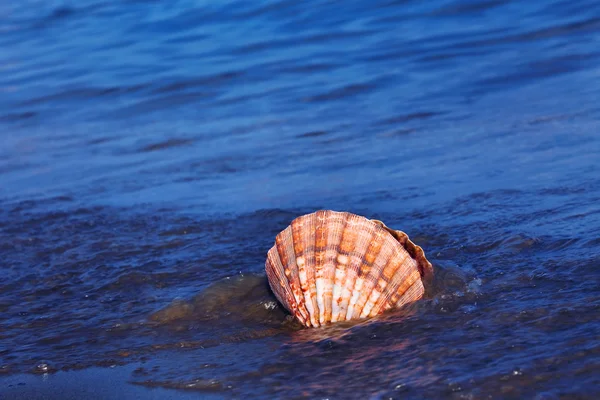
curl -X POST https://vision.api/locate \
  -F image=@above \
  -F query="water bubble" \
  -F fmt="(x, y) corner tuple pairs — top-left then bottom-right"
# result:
(394, 383), (408, 391)
(36, 363), (49, 373)
(460, 304), (477, 313)
(467, 278), (482, 293)
(448, 381), (462, 392)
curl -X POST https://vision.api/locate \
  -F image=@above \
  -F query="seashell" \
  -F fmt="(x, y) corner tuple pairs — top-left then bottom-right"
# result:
(265, 210), (433, 328)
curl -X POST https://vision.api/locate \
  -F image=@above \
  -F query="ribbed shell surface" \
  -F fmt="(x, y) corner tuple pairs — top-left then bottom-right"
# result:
(265, 210), (433, 328)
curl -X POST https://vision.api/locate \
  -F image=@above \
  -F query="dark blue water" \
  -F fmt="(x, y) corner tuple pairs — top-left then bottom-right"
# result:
(1, 1), (599, 398)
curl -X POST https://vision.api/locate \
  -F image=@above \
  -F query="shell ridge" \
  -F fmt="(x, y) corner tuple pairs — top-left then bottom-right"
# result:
(306, 211), (321, 325)
(393, 271), (424, 307)
(314, 210), (330, 325)
(322, 211), (347, 323)
(346, 223), (387, 320)
(358, 250), (398, 318)
(339, 214), (375, 320)
(354, 230), (396, 319)
(371, 220), (433, 282)
(330, 212), (354, 322)
(371, 225), (424, 313)
(368, 250), (412, 316)
(292, 213), (320, 327)
(290, 215), (313, 327)
(276, 227), (309, 324)
(306, 212), (321, 327)
(265, 249), (294, 312)
(395, 275), (424, 308)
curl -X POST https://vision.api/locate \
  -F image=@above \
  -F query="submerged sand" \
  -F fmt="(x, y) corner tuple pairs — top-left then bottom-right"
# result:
(0, 365), (222, 400)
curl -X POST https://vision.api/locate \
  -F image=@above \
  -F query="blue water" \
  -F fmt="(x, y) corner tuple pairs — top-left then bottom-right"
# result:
(1, 1), (599, 399)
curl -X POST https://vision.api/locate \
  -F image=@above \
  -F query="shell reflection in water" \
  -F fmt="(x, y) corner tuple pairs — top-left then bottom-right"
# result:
(265, 210), (434, 328)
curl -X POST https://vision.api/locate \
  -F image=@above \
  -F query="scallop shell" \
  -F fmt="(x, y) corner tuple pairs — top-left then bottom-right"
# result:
(265, 210), (433, 327)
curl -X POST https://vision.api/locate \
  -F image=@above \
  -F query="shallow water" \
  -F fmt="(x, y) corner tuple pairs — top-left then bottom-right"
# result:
(1, 0), (600, 398)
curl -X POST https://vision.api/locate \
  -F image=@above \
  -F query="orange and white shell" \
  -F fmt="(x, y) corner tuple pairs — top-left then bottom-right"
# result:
(265, 210), (434, 328)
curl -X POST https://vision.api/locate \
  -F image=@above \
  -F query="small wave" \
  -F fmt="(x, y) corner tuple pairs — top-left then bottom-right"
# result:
(139, 138), (195, 153)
